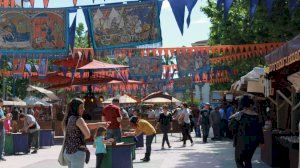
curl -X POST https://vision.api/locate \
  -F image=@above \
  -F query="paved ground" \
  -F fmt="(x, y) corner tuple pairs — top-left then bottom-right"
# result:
(1, 131), (271, 168)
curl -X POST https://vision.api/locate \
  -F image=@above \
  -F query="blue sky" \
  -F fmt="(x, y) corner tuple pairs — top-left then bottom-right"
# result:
(28, 0), (211, 47)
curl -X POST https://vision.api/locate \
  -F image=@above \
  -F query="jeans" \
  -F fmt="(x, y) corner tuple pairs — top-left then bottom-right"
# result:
(160, 125), (170, 147)
(201, 125), (210, 143)
(107, 128), (121, 142)
(64, 150), (86, 168)
(235, 145), (257, 168)
(96, 153), (104, 168)
(145, 134), (155, 158)
(0, 128), (4, 158)
(182, 123), (193, 145)
(29, 130), (39, 150)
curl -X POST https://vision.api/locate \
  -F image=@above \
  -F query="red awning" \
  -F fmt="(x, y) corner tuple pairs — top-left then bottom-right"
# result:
(78, 60), (128, 70)
(108, 80), (143, 84)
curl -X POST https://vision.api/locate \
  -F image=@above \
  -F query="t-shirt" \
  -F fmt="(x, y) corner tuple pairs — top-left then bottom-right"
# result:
(135, 119), (156, 136)
(191, 108), (200, 119)
(200, 109), (210, 126)
(4, 119), (11, 133)
(102, 104), (121, 129)
(95, 136), (106, 154)
(24, 114), (40, 133)
(158, 113), (172, 126)
(0, 108), (4, 130)
(181, 108), (191, 124)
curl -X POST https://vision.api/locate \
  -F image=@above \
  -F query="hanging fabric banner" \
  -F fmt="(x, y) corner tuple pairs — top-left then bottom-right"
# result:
(128, 54), (163, 82)
(86, 0), (162, 52)
(176, 51), (194, 77)
(38, 57), (48, 79)
(0, 8), (70, 59)
(173, 77), (193, 93)
(12, 58), (26, 75)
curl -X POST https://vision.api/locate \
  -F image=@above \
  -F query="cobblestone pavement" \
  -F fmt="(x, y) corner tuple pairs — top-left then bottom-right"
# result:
(1, 132), (270, 168)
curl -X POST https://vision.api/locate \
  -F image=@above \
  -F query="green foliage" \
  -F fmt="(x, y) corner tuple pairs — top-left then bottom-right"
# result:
(201, 0), (300, 90)
(75, 23), (89, 48)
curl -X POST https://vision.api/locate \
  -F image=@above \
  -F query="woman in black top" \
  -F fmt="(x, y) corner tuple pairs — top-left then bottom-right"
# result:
(229, 95), (264, 168)
(155, 105), (173, 149)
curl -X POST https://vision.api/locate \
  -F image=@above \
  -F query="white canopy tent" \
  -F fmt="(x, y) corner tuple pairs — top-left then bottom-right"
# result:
(142, 97), (181, 103)
(27, 85), (60, 101)
(102, 94), (137, 104)
(23, 96), (52, 107)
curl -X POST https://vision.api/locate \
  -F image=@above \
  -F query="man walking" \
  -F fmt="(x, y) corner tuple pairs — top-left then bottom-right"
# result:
(0, 99), (6, 161)
(179, 103), (194, 147)
(210, 106), (221, 140)
(191, 104), (201, 138)
(102, 98), (122, 142)
(19, 113), (40, 154)
(200, 103), (211, 143)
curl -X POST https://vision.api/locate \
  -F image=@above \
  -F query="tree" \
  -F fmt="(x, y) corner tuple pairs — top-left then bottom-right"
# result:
(201, 0), (300, 90)
(75, 23), (89, 48)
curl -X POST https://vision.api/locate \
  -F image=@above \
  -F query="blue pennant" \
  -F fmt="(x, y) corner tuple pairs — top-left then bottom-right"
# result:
(69, 14), (77, 50)
(289, 0), (298, 11)
(217, 0), (224, 8)
(224, 0), (234, 19)
(169, 0), (186, 35)
(265, 0), (273, 16)
(158, 0), (163, 16)
(250, 0), (259, 19)
(185, 0), (198, 27)
(82, 8), (93, 43)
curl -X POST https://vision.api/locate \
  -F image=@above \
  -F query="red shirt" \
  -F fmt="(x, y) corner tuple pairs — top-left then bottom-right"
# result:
(102, 104), (121, 129)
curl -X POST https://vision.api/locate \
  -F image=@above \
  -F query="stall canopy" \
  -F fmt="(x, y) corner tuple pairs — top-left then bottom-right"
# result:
(3, 97), (26, 106)
(231, 67), (264, 93)
(141, 91), (173, 102)
(102, 94), (138, 104)
(288, 71), (300, 93)
(24, 96), (52, 107)
(78, 60), (129, 70)
(142, 97), (181, 103)
(27, 85), (60, 101)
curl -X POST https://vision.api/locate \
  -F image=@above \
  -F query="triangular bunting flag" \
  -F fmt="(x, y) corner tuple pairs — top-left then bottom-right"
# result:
(185, 0), (197, 27)
(168, 0), (186, 35)
(30, 0), (34, 7)
(43, 0), (49, 8)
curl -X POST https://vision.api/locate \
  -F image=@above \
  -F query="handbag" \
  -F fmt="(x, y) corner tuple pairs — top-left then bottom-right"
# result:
(58, 138), (68, 166)
(79, 146), (90, 164)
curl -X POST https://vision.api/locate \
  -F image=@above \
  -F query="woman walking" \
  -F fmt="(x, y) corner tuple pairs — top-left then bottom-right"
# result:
(155, 105), (173, 149)
(229, 95), (264, 168)
(179, 103), (194, 147)
(62, 98), (108, 168)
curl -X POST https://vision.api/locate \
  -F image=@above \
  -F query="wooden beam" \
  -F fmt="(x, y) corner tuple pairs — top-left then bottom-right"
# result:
(292, 101), (300, 112)
(267, 97), (277, 106)
(276, 90), (293, 106)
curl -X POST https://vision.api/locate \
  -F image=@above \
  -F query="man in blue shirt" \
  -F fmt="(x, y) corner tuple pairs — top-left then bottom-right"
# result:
(0, 99), (6, 161)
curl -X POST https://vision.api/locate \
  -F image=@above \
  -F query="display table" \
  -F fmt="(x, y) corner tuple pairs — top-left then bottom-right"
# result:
(121, 136), (136, 160)
(261, 130), (291, 167)
(276, 136), (299, 168)
(12, 133), (29, 154)
(101, 143), (135, 168)
(39, 129), (54, 148)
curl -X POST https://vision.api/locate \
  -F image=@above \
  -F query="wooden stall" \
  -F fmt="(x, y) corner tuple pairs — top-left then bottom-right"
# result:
(261, 35), (300, 168)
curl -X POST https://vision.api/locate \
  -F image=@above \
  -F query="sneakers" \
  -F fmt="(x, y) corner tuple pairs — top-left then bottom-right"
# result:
(0, 158), (6, 161)
(141, 158), (150, 162)
(31, 150), (38, 154)
(168, 145), (172, 148)
(182, 144), (186, 147)
(191, 142), (194, 146)
(161, 147), (165, 150)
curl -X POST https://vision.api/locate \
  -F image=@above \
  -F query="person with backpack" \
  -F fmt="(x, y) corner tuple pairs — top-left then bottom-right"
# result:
(229, 95), (264, 168)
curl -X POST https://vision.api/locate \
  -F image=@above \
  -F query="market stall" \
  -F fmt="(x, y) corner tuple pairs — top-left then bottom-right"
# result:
(261, 35), (300, 168)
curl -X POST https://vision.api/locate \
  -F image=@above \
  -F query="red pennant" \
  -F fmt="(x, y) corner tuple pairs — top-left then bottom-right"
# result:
(11, 0), (15, 7)
(43, 0), (49, 8)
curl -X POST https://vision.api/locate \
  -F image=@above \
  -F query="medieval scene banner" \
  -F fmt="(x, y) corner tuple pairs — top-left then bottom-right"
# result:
(0, 8), (69, 58)
(176, 49), (210, 78)
(172, 77), (193, 93)
(128, 55), (163, 82)
(87, 0), (162, 52)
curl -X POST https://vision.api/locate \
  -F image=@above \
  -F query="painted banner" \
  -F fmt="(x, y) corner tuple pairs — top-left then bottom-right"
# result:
(176, 50), (210, 77)
(38, 57), (48, 79)
(0, 8), (69, 58)
(172, 77), (193, 93)
(12, 58), (26, 74)
(87, 0), (161, 51)
(128, 55), (163, 81)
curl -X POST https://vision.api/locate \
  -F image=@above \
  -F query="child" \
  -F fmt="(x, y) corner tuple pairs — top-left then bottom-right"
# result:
(94, 127), (112, 168)
(4, 113), (12, 133)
